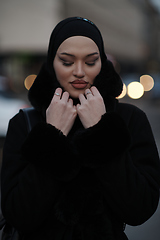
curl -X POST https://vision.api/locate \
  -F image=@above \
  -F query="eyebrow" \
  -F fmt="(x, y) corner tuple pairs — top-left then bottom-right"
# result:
(60, 52), (75, 57)
(87, 52), (99, 57)
(60, 52), (99, 57)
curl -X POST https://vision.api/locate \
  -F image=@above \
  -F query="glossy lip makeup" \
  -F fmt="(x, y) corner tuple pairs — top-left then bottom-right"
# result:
(70, 80), (88, 89)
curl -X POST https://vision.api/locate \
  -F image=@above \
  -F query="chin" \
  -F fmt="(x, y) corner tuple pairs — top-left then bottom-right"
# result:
(69, 89), (86, 99)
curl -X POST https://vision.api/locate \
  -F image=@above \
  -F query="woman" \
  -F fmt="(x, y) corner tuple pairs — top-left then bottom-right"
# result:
(1, 17), (160, 240)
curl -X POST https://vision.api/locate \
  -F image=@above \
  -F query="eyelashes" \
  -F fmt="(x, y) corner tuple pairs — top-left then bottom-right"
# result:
(60, 57), (99, 67)
(62, 62), (74, 66)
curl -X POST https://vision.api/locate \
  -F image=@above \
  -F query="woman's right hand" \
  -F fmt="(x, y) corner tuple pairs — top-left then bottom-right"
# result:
(46, 88), (77, 136)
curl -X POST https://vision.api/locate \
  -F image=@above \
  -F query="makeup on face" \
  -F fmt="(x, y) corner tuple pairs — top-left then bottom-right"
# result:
(70, 80), (89, 89)
(58, 52), (100, 67)
(53, 36), (102, 99)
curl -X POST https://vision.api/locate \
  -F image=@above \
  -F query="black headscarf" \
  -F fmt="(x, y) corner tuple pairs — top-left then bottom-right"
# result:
(47, 17), (107, 73)
(28, 17), (123, 112)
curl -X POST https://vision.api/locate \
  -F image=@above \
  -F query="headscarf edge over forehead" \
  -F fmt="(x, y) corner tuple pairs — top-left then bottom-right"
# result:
(47, 17), (107, 72)
(28, 17), (123, 112)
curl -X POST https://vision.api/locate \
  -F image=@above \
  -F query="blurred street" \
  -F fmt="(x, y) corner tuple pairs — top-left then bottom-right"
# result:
(1, 0), (160, 239)
(121, 97), (160, 240)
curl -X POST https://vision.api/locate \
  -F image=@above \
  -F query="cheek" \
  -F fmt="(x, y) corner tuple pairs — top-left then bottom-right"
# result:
(54, 63), (70, 83)
(88, 64), (102, 82)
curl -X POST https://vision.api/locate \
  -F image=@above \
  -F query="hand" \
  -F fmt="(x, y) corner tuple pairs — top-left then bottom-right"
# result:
(46, 88), (77, 136)
(76, 86), (106, 129)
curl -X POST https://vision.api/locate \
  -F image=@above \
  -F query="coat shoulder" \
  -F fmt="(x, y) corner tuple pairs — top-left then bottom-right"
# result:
(116, 102), (144, 114)
(115, 102), (147, 125)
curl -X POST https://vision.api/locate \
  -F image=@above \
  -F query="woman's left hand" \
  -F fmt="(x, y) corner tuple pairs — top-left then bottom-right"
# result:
(76, 86), (106, 128)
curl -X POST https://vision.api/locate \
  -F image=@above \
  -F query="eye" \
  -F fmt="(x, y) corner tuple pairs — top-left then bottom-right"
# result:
(86, 62), (96, 66)
(59, 57), (74, 66)
(63, 62), (74, 66)
(86, 58), (99, 66)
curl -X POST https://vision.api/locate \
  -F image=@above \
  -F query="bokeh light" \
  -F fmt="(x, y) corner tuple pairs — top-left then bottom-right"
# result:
(127, 82), (144, 99)
(117, 83), (127, 99)
(140, 74), (154, 91)
(24, 75), (37, 90)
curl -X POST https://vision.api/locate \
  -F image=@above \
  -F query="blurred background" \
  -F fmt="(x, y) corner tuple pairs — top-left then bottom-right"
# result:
(0, 0), (160, 239)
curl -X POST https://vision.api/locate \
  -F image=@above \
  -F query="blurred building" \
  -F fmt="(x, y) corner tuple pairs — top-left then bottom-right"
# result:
(63, 0), (160, 72)
(0, 0), (160, 91)
(0, 0), (62, 53)
(64, 0), (147, 61)
(0, 0), (63, 92)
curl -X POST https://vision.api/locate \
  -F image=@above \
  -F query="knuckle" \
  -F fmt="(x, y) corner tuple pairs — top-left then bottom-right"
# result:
(82, 102), (87, 109)
(88, 97), (94, 103)
(97, 95), (103, 102)
(60, 101), (66, 108)
(53, 99), (59, 104)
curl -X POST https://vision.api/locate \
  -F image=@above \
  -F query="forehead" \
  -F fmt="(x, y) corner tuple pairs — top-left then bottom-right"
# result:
(57, 36), (99, 55)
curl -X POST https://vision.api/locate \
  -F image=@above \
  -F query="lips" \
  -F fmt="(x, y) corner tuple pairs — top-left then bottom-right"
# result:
(71, 80), (88, 89)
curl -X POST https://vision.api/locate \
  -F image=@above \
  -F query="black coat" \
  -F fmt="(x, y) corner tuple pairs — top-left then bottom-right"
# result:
(1, 62), (160, 240)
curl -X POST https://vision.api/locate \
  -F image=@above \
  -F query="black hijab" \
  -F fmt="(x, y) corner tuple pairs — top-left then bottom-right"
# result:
(28, 17), (123, 112)
(47, 17), (107, 73)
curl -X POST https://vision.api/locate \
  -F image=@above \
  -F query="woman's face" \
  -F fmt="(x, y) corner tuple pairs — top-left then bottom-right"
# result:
(53, 36), (102, 98)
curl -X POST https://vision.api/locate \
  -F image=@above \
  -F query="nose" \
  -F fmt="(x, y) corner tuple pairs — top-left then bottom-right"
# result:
(73, 62), (85, 78)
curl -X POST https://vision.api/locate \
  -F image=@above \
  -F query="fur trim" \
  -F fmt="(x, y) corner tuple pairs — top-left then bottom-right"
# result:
(73, 112), (131, 168)
(21, 122), (81, 181)
(94, 60), (123, 99)
(28, 60), (123, 112)
(28, 63), (61, 112)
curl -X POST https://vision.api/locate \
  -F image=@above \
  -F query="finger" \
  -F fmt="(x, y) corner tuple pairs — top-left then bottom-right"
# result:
(73, 105), (77, 111)
(51, 88), (62, 104)
(68, 98), (73, 106)
(90, 86), (102, 97)
(53, 88), (62, 98)
(61, 91), (69, 103)
(68, 99), (77, 115)
(79, 93), (86, 104)
(73, 105), (77, 115)
(85, 89), (93, 99)
(76, 104), (81, 111)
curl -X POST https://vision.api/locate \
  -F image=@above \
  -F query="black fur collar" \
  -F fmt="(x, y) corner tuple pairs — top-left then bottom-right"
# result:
(28, 60), (123, 113)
